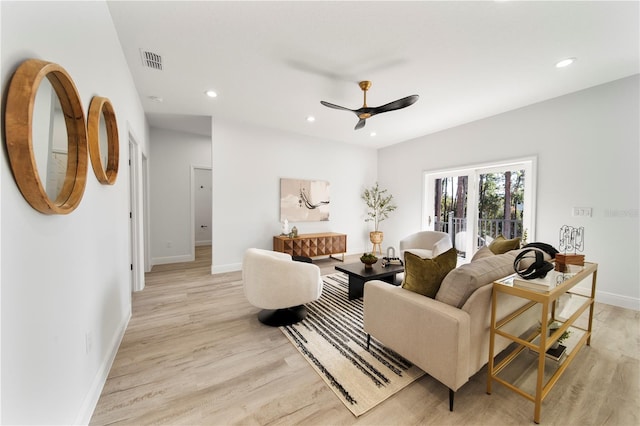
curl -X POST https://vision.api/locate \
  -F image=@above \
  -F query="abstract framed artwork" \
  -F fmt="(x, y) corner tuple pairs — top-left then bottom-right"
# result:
(280, 178), (330, 222)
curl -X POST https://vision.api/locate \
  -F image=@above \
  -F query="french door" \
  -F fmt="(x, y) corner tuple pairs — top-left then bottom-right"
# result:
(423, 158), (536, 260)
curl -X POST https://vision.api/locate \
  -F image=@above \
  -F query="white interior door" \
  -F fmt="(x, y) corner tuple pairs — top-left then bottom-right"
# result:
(129, 138), (145, 291)
(194, 167), (212, 246)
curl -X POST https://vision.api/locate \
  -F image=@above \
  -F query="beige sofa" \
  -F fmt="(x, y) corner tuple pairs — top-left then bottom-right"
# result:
(363, 248), (540, 410)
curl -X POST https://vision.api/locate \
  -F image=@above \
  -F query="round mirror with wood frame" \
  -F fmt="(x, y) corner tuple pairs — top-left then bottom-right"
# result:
(88, 96), (119, 185)
(4, 59), (88, 214)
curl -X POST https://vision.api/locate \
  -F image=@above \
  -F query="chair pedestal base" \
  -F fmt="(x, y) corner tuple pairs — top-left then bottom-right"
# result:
(258, 305), (307, 326)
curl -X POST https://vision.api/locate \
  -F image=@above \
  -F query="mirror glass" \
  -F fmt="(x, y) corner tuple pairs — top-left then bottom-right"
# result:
(32, 77), (69, 201)
(98, 112), (109, 169)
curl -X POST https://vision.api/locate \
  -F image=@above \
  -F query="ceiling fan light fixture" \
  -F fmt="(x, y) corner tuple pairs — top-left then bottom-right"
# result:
(320, 80), (419, 131)
(555, 57), (576, 68)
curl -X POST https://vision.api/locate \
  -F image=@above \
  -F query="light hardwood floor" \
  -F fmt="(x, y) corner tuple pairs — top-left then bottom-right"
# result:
(91, 247), (639, 425)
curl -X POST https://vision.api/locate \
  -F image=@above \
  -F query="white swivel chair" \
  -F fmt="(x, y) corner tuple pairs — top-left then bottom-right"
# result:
(242, 248), (323, 326)
(399, 231), (453, 260)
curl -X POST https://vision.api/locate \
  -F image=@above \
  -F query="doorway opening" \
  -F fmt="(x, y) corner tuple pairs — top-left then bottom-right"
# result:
(191, 165), (212, 266)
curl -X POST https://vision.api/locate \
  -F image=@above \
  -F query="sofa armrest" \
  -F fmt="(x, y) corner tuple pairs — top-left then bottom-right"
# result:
(364, 280), (471, 391)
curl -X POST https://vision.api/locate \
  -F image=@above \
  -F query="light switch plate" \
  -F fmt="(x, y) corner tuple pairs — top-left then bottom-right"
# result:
(572, 207), (592, 217)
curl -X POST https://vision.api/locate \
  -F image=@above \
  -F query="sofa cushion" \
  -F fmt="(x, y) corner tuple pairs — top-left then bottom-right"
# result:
(402, 248), (458, 298)
(488, 235), (521, 254)
(470, 246), (494, 262)
(435, 252), (517, 308)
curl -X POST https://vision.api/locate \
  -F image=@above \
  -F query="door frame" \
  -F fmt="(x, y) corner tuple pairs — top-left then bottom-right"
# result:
(142, 153), (151, 272)
(423, 156), (537, 257)
(129, 133), (146, 292)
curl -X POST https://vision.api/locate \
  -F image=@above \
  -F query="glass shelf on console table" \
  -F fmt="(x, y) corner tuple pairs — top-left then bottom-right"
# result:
(486, 262), (598, 424)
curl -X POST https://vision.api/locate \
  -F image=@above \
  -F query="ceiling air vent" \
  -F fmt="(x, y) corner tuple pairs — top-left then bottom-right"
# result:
(140, 49), (163, 70)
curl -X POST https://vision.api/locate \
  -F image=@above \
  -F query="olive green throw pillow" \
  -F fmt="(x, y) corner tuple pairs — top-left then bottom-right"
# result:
(402, 248), (458, 298)
(488, 235), (521, 254)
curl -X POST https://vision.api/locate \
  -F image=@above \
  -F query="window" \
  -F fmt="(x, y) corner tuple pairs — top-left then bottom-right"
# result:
(423, 157), (536, 261)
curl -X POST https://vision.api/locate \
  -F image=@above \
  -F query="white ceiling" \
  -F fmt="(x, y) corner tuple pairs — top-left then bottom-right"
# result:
(107, 1), (639, 148)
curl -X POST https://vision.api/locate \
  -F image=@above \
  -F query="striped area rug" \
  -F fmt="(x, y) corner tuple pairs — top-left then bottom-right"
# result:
(281, 272), (425, 417)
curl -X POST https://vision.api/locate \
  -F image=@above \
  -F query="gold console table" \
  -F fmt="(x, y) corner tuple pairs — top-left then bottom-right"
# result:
(273, 232), (346, 261)
(487, 262), (597, 423)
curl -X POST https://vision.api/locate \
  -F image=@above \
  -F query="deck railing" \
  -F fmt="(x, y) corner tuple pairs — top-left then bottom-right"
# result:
(434, 212), (523, 251)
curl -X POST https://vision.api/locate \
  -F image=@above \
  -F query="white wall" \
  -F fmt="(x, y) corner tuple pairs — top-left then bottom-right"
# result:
(148, 126), (212, 265)
(1, 1), (148, 424)
(378, 75), (640, 310)
(1, 2), (3, 420)
(212, 118), (378, 273)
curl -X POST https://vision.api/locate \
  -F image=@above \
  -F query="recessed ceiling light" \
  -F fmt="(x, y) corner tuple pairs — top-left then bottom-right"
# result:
(205, 90), (218, 98)
(306, 116), (315, 122)
(148, 95), (163, 103)
(370, 132), (377, 137)
(556, 57), (576, 68)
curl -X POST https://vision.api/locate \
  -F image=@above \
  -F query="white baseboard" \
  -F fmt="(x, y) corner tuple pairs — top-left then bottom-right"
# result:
(212, 262), (242, 274)
(152, 254), (194, 265)
(596, 290), (640, 311)
(574, 285), (640, 311)
(74, 311), (131, 425)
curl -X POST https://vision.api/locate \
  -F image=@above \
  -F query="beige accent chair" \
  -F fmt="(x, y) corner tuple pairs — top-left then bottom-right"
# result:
(364, 249), (539, 410)
(242, 248), (323, 326)
(399, 230), (453, 259)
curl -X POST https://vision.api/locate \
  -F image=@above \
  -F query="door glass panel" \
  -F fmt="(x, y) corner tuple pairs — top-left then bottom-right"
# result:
(433, 175), (470, 257)
(477, 169), (525, 247)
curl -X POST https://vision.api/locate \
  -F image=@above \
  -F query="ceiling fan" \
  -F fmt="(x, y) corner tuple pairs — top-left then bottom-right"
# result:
(320, 81), (419, 130)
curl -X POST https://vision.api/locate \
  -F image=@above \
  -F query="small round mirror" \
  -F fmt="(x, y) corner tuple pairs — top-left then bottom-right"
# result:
(4, 59), (88, 214)
(88, 96), (119, 185)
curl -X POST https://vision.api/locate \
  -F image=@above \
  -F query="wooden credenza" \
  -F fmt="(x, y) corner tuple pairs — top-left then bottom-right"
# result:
(273, 232), (346, 261)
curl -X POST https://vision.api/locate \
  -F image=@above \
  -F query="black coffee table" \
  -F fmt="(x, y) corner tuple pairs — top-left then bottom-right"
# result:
(335, 262), (405, 300)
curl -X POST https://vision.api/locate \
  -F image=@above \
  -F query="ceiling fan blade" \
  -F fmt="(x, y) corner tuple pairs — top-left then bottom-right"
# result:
(321, 82), (419, 131)
(320, 101), (354, 112)
(372, 95), (419, 114)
